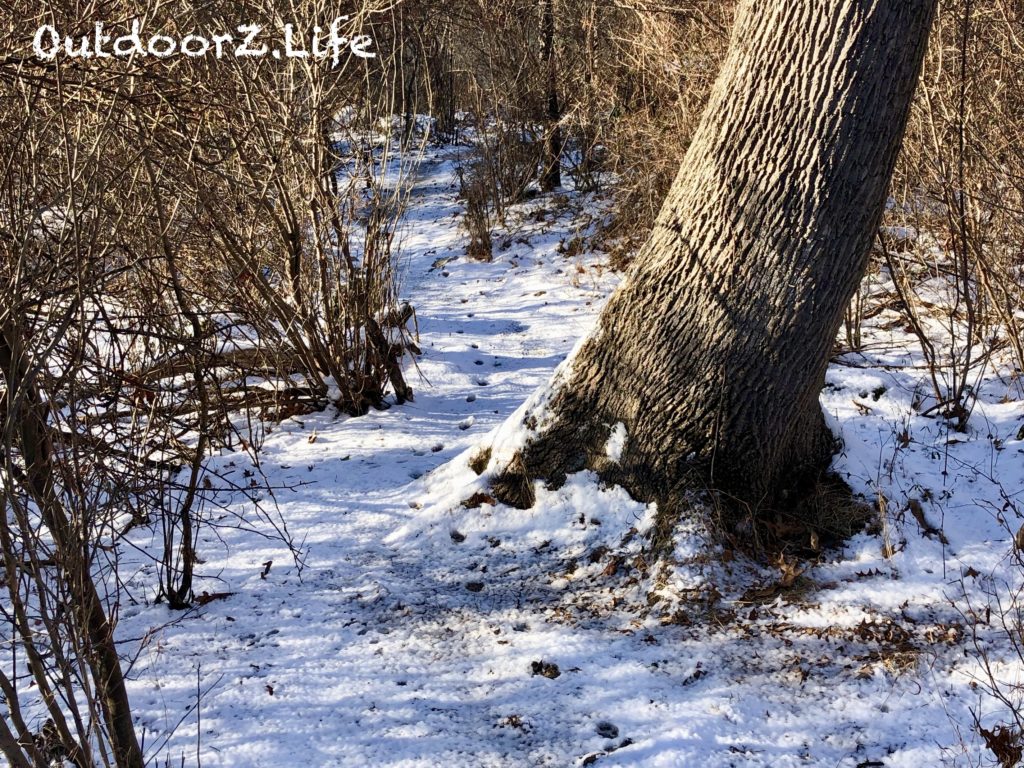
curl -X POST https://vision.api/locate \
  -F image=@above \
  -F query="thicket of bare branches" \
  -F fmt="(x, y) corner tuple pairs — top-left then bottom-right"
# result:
(879, 0), (1024, 422)
(1, 0), (415, 763)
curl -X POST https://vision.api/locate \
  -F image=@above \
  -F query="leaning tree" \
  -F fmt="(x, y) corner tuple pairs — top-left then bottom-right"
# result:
(485, 0), (939, 532)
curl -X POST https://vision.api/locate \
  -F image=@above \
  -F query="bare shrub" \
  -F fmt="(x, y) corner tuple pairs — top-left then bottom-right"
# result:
(456, 162), (495, 261)
(953, 511), (1024, 767)
(884, 0), (1024, 427)
(560, 1), (735, 259)
(0, 0), (415, 763)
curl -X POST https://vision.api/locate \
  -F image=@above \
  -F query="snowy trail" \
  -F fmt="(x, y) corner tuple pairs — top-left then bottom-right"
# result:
(120, 147), (1024, 767)
(123, 148), (642, 766)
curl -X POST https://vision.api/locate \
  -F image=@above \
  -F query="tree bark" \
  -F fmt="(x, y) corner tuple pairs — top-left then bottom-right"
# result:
(492, 0), (938, 525)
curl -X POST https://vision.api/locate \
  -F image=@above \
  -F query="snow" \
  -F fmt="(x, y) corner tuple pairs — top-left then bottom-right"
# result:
(604, 422), (628, 464)
(104, 142), (1024, 767)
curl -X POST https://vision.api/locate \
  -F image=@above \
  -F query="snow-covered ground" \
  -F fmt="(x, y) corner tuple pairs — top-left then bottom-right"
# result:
(119, 145), (1024, 767)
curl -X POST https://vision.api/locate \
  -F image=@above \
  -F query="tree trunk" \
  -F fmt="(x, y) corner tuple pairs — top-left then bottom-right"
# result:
(492, 0), (937, 526)
(539, 0), (562, 191)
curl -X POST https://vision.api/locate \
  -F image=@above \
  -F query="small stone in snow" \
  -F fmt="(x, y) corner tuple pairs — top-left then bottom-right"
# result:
(466, 581), (484, 592)
(530, 660), (560, 679)
(595, 721), (619, 739)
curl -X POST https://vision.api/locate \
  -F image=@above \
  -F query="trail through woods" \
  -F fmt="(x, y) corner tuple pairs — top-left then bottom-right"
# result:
(120, 146), (1024, 767)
